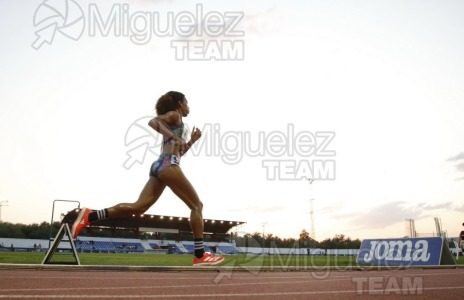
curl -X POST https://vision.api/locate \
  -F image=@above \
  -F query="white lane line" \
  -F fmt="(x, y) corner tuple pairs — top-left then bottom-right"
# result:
(2, 270), (464, 293)
(0, 286), (463, 298)
(0, 278), (351, 292)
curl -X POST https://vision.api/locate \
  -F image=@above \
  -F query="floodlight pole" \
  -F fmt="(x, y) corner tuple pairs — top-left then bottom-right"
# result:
(307, 179), (316, 242)
(48, 200), (80, 248)
(261, 222), (268, 248)
(0, 200), (8, 222)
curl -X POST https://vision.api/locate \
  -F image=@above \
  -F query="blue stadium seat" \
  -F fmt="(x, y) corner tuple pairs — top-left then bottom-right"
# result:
(112, 242), (144, 253)
(167, 243), (184, 254)
(183, 244), (194, 254)
(149, 243), (160, 249)
(217, 245), (237, 254)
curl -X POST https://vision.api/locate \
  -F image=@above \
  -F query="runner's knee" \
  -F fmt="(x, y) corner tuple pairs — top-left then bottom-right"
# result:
(191, 201), (203, 213)
(133, 202), (152, 215)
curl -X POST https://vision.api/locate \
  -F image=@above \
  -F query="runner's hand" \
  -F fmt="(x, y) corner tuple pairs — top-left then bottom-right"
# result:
(190, 126), (201, 143)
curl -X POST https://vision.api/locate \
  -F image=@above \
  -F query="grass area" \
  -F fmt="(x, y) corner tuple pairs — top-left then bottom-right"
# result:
(0, 252), (357, 267)
(1, 252), (463, 267)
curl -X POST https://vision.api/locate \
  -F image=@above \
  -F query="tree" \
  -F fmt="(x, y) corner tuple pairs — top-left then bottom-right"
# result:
(0, 222), (24, 238)
(0, 222), (362, 250)
(319, 234), (361, 250)
(299, 229), (309, 240)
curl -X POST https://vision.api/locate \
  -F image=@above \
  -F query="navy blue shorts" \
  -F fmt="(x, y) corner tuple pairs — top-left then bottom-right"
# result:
(149, 154), (180, 177)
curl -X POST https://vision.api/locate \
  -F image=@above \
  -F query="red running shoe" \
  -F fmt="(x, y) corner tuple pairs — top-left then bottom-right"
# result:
(193, 252), (224, 266)
(71, 208), (91, 239)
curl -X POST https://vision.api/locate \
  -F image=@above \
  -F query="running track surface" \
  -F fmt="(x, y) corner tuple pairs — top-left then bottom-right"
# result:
(0, 265), (463, 299)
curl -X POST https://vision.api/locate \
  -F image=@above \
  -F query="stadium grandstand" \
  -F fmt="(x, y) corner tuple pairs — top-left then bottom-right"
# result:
(61, 208), (245, 240)
(55, 209), (245, 254)
(0, 209), (246, 255)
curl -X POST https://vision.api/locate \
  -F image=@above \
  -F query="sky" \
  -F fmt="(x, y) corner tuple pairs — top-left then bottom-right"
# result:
(1, 0), (464, 241)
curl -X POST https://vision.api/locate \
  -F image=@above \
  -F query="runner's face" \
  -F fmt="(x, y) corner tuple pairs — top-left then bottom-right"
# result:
(179, 98), (190, 117)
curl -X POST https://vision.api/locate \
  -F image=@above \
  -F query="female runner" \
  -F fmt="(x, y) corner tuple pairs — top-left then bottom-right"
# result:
(71, 91), (224, 266)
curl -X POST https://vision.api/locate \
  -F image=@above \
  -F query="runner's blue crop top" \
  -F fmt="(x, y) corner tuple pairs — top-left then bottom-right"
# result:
(163, 122), (185, 145)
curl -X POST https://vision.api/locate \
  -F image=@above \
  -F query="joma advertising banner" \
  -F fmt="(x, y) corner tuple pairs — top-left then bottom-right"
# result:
(357, 237), (456, 266)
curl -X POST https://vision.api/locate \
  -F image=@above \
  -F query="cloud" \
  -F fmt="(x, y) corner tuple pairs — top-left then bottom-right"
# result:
(417, 202), (453, 210)
(454, 204), (464, 212)
(446, 152), (464, 162)
(348, 201), (422, 229)
(341, 201), (458, 230)
(445, 152), (464, 180)
(317, 202), (348, 214)
(456, 162), (464, 172)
